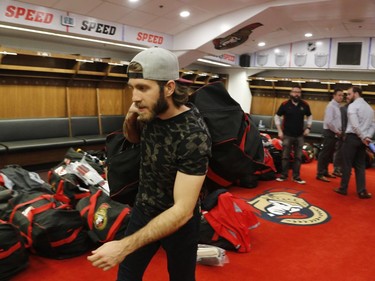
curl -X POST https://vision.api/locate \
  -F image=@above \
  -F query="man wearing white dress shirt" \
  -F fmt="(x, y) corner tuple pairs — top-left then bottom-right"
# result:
(316, 88), (344, 182)
(334, 86), (375, 199)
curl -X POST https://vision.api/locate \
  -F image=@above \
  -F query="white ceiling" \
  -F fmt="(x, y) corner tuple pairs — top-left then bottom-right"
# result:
(6, 0), (375, 66)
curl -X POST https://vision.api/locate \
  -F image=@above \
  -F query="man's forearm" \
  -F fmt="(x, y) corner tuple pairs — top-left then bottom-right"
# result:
(120, 203), (194, 256)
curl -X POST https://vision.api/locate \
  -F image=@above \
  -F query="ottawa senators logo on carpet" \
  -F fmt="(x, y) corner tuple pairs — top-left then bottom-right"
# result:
(248, 189), (331, 225)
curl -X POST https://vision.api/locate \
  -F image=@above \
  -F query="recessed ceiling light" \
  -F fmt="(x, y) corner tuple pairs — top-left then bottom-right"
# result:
(258, 42), (266, 47)
(305, 33), (313, 37)
(129, 0), (139, 3)
(180, 11), (190, 17)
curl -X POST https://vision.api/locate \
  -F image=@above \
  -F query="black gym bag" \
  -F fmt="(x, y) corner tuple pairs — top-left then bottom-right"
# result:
(0, 219), (29, 281)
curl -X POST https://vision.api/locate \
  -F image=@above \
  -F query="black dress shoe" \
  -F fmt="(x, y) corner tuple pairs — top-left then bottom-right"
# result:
(333, 188), (347, 196)
(325, 173), (336, 179)
(332, 171), (342, 177)
(358, 191), (372, 199)
(316, 175), (330, 182)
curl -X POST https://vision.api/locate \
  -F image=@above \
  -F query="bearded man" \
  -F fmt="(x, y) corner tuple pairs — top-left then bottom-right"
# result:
(274, 85), (313, 184)
(88, 47), (212, 281)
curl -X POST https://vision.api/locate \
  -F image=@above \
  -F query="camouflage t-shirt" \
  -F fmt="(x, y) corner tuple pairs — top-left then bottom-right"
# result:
(135, 104), (211, 217)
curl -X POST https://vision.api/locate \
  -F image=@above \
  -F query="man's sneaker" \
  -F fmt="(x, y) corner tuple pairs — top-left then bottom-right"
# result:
(276, 175), (287, 182)
(293, 178), (306, 184)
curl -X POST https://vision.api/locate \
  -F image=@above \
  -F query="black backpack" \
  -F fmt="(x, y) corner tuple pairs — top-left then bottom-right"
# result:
(0, 219), (29, 281)
(189, 82), (266, 190)
(105, 130), (140, 206)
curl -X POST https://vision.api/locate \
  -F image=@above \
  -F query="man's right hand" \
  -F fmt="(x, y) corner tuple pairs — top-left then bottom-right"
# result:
(127, 102), (140, 119)
(124, 102), (142, 143)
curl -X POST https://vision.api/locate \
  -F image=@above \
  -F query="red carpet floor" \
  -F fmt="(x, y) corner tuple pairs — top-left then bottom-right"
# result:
(10, 160), (375, 281)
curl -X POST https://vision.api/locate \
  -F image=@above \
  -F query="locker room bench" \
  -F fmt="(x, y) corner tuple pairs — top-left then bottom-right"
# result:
(71, 115), (125, 144)
(249, 114), (324, 142)
(0, 115), (124, 167)
(249, 114), (277, 134)
(307, 120), (324, 140)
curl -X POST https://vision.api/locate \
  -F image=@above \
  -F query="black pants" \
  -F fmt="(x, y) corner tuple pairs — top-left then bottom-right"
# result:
(317, 129), (337, 177)
(117, 205), (200, 281)
(340, 134), (367, 193)
(333, 138), (344, 172)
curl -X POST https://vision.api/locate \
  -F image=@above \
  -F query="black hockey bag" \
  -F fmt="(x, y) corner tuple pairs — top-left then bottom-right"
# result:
(189, 82), (266, 190)
(105, 130), (140, 205)
(76, 189), (131, 244)
(6, 192), (90, 259)
(0, 219), (29, 281)
(0, 165), (53, 195)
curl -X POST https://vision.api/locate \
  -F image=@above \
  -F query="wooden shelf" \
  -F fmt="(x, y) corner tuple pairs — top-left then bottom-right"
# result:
(0, 46), (128, 83)
(0, 47), (228, 87)
(248, 76), (375, 95)
(179, 69), (228, 86)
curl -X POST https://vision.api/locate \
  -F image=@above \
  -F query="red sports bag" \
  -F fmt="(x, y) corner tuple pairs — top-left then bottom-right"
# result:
(200, 190), (259, 253)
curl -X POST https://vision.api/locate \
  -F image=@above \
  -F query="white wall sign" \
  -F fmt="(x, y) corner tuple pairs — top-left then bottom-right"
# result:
(68, 13), (123, 41)
(0, 0), (174, 50)
(204, 53), (237, 65)
(0, 0), (65, 32)
(124, 25), (172, 49)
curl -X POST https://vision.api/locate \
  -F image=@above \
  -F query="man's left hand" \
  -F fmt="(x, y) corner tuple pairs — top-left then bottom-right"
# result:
(87, 240), (127, 271)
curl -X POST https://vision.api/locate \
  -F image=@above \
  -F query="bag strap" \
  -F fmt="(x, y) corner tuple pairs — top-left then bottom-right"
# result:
(104, 207), (130, 242)
(206, 167), (232, 188)
(0, 220), (25, 257)
(239, 113), (251, 151)
(86, 190), (103, 229)
(25, 202), (55, 243)
(53, 179), (71, 204)
(9, 194), (55, 222)
(0, 241), (23, 259)
(50, 227), (84, 248)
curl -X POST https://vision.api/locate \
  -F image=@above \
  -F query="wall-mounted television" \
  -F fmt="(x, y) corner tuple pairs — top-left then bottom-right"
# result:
(336, 42), (362, 65)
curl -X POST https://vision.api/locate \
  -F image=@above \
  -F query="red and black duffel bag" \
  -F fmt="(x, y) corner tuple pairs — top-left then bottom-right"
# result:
(7, 192), (90, 259)
(76, 189), (131, 244)
(0, 219), (28, 281)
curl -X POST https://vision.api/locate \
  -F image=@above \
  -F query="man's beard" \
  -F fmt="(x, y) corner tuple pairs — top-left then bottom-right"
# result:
(138, 90), (169, 122)
(291, 96), (300, 103)
(153, 91), (169, 116)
